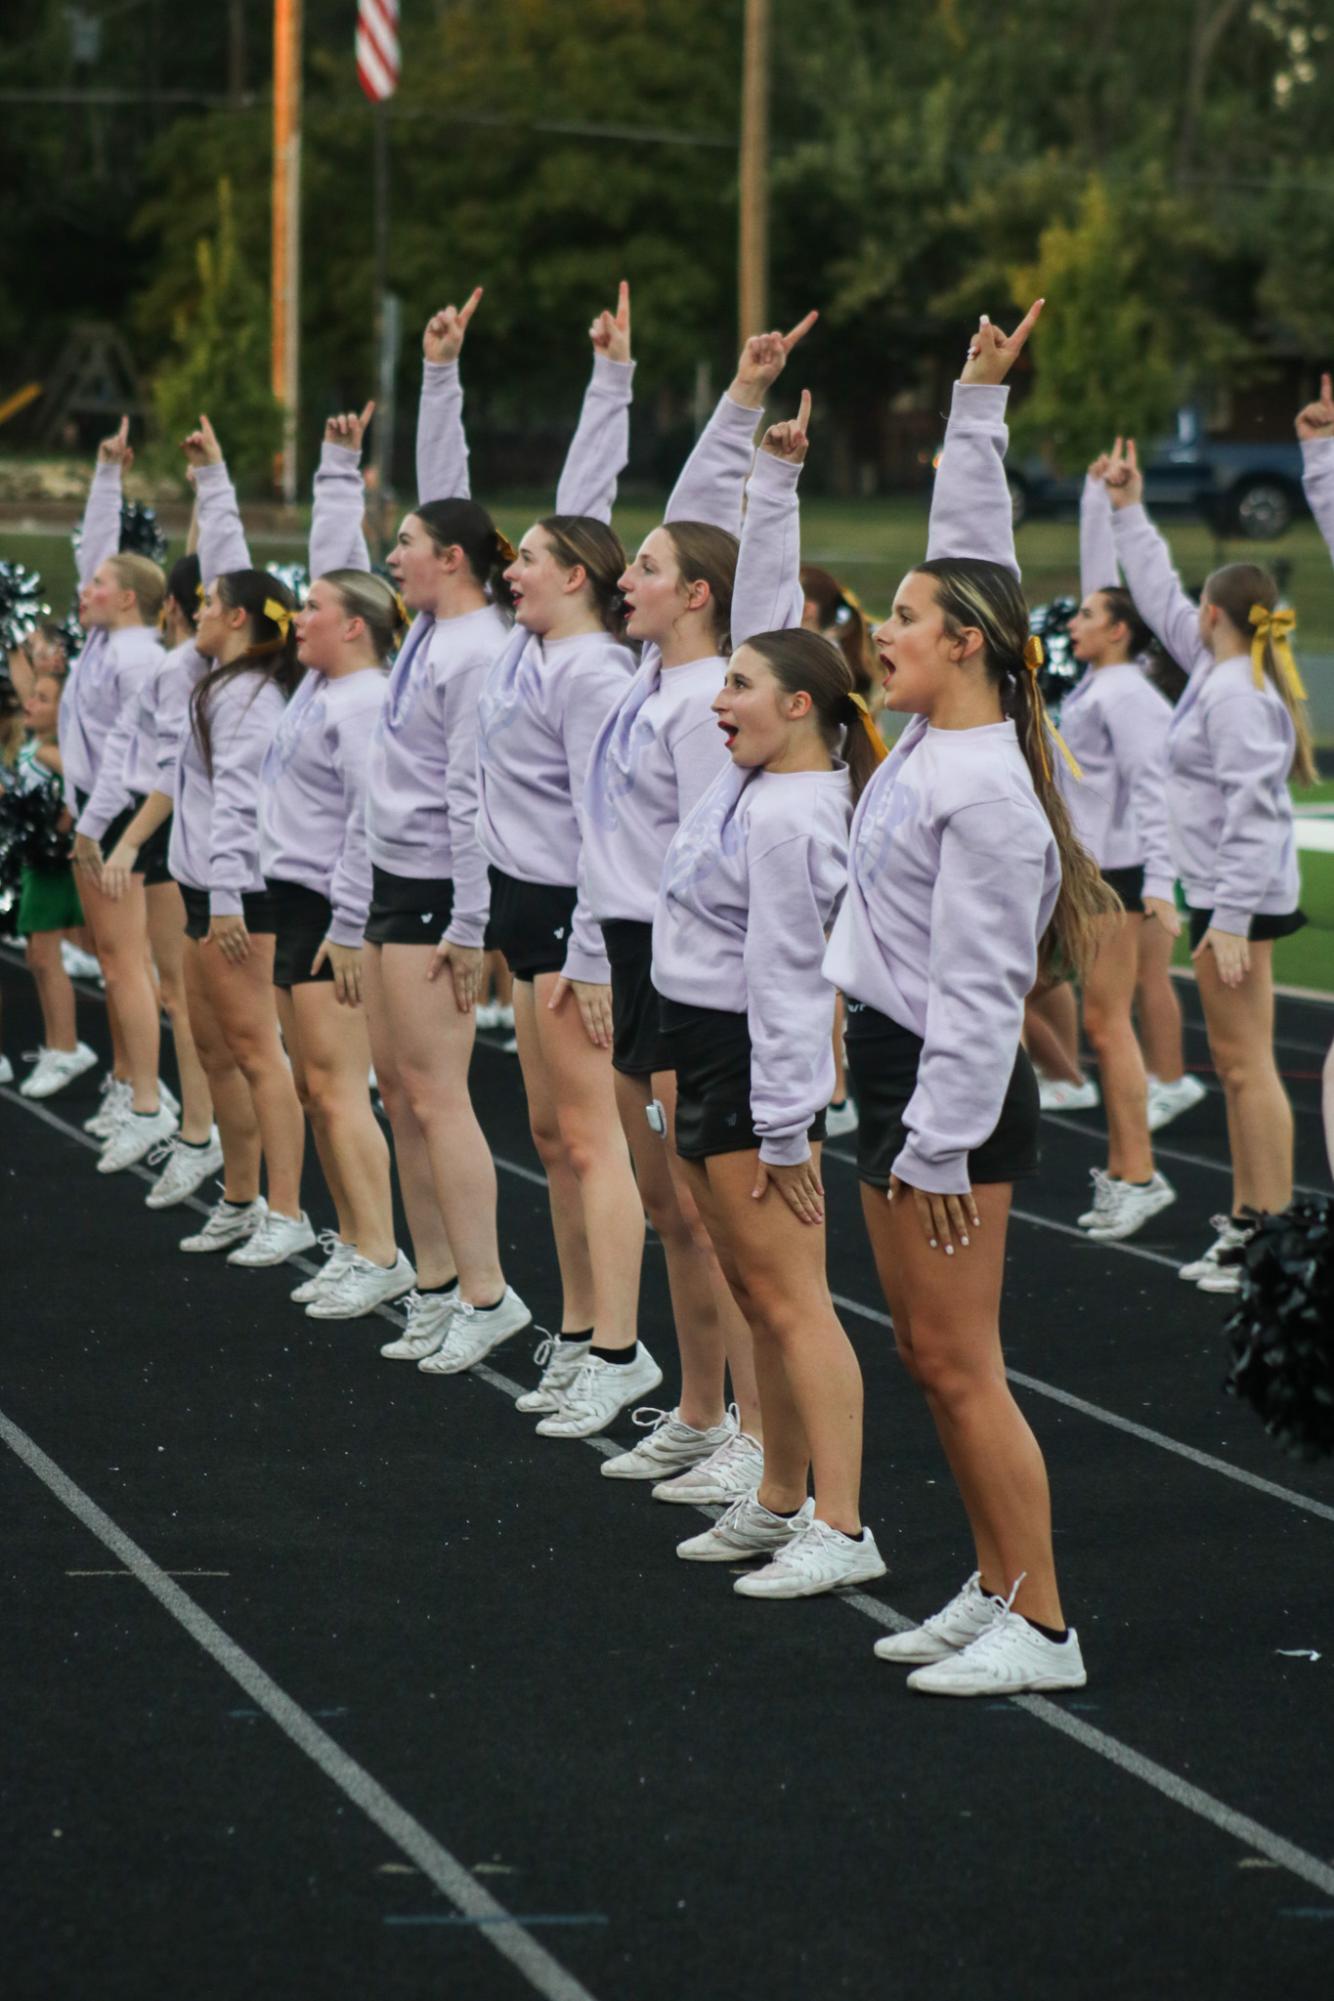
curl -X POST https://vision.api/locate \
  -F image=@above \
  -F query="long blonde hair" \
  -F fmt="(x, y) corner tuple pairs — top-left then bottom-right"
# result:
(1205, 563), (1318, 788)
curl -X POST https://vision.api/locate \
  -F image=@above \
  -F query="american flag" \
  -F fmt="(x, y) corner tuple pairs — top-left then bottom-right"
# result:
(356, 0), (400, 102)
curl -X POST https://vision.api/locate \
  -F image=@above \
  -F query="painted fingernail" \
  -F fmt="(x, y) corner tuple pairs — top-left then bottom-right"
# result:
(945, 1245), (955, 1257)
(960, 1235), (970, 1247)
(929, 1239), (938, 1249)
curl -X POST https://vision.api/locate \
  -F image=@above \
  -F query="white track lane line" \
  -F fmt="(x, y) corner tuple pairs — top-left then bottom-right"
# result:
(0, 1409), (601, 2001)
(6, 1096), (1334, 1909)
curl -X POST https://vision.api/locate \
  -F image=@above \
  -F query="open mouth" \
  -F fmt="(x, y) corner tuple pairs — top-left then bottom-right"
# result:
(718, 720), (738, 746)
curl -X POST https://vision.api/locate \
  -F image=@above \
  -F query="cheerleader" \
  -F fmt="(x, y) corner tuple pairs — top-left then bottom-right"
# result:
(651, 396), (887, 1596)
(1105, 436), (1316, 1293)
(13, 670), (96, 1099)
(827, 305), (1110, 1693)
(349, 297), (530, 1369)
(577, 318), (815, 1494)
(255, 413), (416, 1320)
(477, 284), (658, 1439)
(167, 420), (311, 1266)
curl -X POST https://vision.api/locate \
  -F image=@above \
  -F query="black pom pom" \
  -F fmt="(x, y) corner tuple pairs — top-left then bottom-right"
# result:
(1028, 597), (1081, 711)
(265, 561), (309, 606)
(0, 561), (52, 652)
(70, 501), (169, 570)
(1224, 1200), (1334, 1460)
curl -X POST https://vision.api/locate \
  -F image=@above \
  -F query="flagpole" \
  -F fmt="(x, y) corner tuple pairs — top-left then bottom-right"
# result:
(372, 96), (391, 548)
(738, 0), (770, 343)
(271, 0), (302, 503)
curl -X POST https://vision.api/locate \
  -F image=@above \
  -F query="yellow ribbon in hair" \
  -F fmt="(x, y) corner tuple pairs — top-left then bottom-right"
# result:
(1022, 636), (1083, 784)
(1248, 604), (1307, 701)
(846, 688), (888, 764)
(495, 530), (518, 566)
(195, 582), (206, 604)
(263, 597), (293, 639)
(391, 589), (410, 630)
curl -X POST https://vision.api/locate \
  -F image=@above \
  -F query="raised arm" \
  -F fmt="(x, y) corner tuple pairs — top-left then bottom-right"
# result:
(926, 303), (1042, 578)
(555, 282), (634, 524)
(1296, 372), (1334, 566)
(417, 289), (482, 503)
(1080, 457), (1119, 596)
(185, 416), (251, 577)
(666, 313), (817, 532)
(1106, 440), (1206, 672)
(732, 390), (811, 644)
(79, 417), (131, 585)
(311, 402), (374, 577)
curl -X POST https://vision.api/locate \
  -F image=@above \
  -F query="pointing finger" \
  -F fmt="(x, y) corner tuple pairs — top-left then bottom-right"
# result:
(1322, 371), (1332, 405)
(358, 399), (376, 432)
(782, 309), (819, 351)
(1007, 297), (1045, 353)
(458, 286), (483, 327)
(796, 386), (813, 431)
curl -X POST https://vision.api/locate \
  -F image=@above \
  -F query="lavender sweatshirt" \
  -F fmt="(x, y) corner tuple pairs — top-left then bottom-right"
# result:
(475, 354), (640, 982)
(1057, 664), (1175, 898)
(582, 397), (804, 925)
(57, 463), (122, 800)
(1301, 436), (1334, 565)
(1111, 502), (1298, 931)
(74, 625), (166, 839)
(823, 381), (1061, 1196)
(259, 667), (386, 943)
(1080, 473), (1119, 597)
(653, 763), (852, 1166)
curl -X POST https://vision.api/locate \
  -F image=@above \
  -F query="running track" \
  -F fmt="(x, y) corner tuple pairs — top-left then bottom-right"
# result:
(2, 946), (1331, 2000)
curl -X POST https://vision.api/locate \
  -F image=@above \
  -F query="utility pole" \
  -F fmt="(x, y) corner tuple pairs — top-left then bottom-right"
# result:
(737, 0), (770, 342)
(271, 0), (302, 503)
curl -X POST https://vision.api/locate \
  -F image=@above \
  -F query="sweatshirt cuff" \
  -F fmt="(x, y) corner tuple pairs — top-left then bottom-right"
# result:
(718, 391), (765, 429)
(561, 941), (611, 985)
(90, 462), (123, 495)
(1210, 906), (1252, 938)
(759, 1131), (812, 1168)
(1300, 436), (1334, 474)
(193, 462), (231, 498)
(590, 353), (636, 396)
(1142, 872), (1176, 906)
(209, 888), (243, 918)
(1111, 501), (1149, 533)
(444, 916), (488, 950)
(746, 451), (802, 497)
(75, 800), (114, 841)
(422, 359), (461, 390)
(948, 381), (1010, 426)
(319, 440), (362, 473)
(891, 1138), (970, 1198)
(326, 913), (367, 948)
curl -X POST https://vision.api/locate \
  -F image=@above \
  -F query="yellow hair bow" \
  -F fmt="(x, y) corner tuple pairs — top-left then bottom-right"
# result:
(391, 589), (410, 630)
(1022, 636), (1083, 784)
(844, 688), (888, 763)
(263, 597), (293, 639)
(495, 530), (518, 566)
(1248, 604), (1307, 701)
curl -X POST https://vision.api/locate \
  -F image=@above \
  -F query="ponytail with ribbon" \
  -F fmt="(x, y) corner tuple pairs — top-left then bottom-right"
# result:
(263, 597), (293, 640)
(1022, 636), (1082, 784)
(842, 688), (888, 766)
(1248, 604), (1307, 701)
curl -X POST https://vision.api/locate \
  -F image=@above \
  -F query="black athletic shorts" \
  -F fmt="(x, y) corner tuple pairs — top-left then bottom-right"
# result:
(486, 866), (577, 982)
(603, 919), (669, 1078)
(266, 877), (336, 988)
(365, 865), (454, 948)
(1187, 906), (1307, 952)
(659, 997), (828, 1162)
(89, 797), (169, 888)
(180, 883), (278, 944)
(1101, 863), (1145, 915)
(844, 1000), (1040, 1190)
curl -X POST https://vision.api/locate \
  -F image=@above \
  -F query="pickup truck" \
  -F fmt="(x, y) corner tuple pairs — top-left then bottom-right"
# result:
(1006, 407), (1307, 539)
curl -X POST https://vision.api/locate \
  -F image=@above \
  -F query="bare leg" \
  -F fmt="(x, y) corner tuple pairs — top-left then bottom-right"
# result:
(80, 870), (160, 1111)
(25, 929), (77, 1051)
(200, 932), (305, 1218)
(290, 981), (396, 1264)
(1023, 982), (1084, 1085)
(1082, 912), (1152, 1182)
(146, 880), (213, 1143)
(361, 944), (457, 1289)
(183, 939), (260, 1202)
(1136, 914), (1184, 1083)
(276, 987), (353, 1242)
(1194, 941), (1293, 1213)
(511, 978), (597, 1332)
(831, 992), (848, 1104)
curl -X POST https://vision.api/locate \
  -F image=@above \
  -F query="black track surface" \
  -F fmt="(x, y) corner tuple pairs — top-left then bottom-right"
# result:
(2, 949), (1332, 2000)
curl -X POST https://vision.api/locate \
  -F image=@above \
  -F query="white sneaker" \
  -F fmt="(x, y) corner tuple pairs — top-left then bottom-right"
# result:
(97, 1103), (179, 1174)
(158, 1077), (181, 1121)
(1179, 1215), (1251, 1284)
(500, 1035), (519, 1054)
(1147, 1072), (1207, 1132)
(84, 1074), (131, 1138)
(677, 1494), (815, 1563)
(515, 1331), (592, 1412)
(306, 1249), (417, 1320)
(873, 1572), (1002, 1664)
(474, 1001), (500, 1031)
(1084, 1170), (1176, 1241)
(601, 1406), (738, 1481)
(825, 1097), (859, 1139)
(651, 1421), (763, 1504)
(379, 1288), (458, 1361)
(1197, 1247), (1251, 1295)
(495, 1003), (515, 1031)
(533, 1344), (664, 1437)
(290, 1232), (355, 1303)
(61, 941), (102, 979)
(417, 1287), (533, 1374)
(180, 1195), (267, 1254)
(144, 1130), (225, 1208)
(19, 1042), (98, 1099)
(1038, 1076), (1101, 1112)
(227, 1208), (317, 1267)
(733, 1517), (886, 1599)
(1077, 1166), (1115, 1230)
(906, 1608), (1086, 1696)
(0, 1054), (11, 1086)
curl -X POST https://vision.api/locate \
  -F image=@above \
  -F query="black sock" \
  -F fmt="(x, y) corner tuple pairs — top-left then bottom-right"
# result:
(768, 1505), (805, 1519)
(833, 1526), (864, 1544)
(471, 1294), (505, 1313)
(181, 1135), (212, 1152)
(590, 1341), (637, 1365)
(222, 1197), (254, 1211)
(1022, 1615), (1069, 1645)
(829, 1098), (847, 1112)
(560, 1328), (593, 1342)
(1129, 1178), (1153, 1188)
(133, 1107), (161, 1119)
(418, 1278), (458, 1298)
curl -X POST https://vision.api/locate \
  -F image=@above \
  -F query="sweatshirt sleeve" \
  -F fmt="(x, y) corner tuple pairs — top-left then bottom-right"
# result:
(926, 383), (1018, 578)
(207, 679), (271, 917)
(76, 646), (154, 839)
(155, 648), (201, 798)
(1300, 437), (1334, 568)
(664, 392), (759, 533)
(310, 441), (371, 577)
(1204, 691), (1295, 936)
(439, 655), (492, 949)
(1080, 474), (1118, 597)
(559, 659), (631, 983)
(416, 359), (471, 503)
(895, 802), (1044, 1196)
(744, 833), (839, 1166)
(78, 463), (123, 586)
(554, 355), (635, 524)
(1110, 502), (1202, 673)
(1101, 686), (1175, 904)
(731, 451), (805, 643)
(194, 461), (252, 579)
(325, 700), (378, 946)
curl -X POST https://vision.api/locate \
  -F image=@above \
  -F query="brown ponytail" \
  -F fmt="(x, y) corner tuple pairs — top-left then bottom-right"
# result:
(191, 570), (301, 777)
(1204, 562), (1318, 788)
(539, 515), (628, 640)
(662, 521), (740, 652)
(741, 627), (886, 805)
(914, 558), (1120, 979)
(414, 498), (516, 613)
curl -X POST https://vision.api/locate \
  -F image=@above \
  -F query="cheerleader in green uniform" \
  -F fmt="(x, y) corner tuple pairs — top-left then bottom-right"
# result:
(15, 672), (97, 1098)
